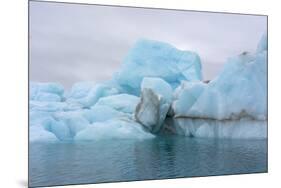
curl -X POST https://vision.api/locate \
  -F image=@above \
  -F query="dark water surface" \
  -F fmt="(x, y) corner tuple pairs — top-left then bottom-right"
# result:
(29, 136), (267, 187)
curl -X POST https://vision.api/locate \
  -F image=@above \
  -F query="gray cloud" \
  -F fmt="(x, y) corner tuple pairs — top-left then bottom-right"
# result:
(29, 1), (267, 89)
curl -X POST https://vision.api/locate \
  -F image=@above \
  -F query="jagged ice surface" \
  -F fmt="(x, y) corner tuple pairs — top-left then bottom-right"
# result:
(29, 35), (267, 142)
(173, 37), (267, 121)
(113, 39), (202, 95)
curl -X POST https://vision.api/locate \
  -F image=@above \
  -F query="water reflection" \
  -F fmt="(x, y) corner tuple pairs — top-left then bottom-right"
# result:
(29, 136), (267, 187)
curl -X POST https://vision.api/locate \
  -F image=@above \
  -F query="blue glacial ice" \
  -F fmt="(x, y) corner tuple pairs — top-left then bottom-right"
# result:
(113, 39), (202, 95)
(66, 81), (96, 100)
(95, 94), (139, 114)
(83, 105), (126, 123)
(67, 82), (119, 108)
(75, 119), (154, 141)
(30, 82), (64, 102)
(29, 85), (150, 142)
(170, 33), (267, 138)
(29, 35), (267, 142)
(173, 36), (267, 121)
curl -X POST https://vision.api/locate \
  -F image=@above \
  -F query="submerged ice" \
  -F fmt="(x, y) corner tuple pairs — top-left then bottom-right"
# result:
(29, 35), (267, 142)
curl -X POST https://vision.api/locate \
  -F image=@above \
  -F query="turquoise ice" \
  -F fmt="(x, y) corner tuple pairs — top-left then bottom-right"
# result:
(29, 35), (267, 142)
(113, 39), (202, 95)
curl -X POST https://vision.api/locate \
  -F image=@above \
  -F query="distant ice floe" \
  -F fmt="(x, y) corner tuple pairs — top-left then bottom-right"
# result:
(29, 34), (267, 142)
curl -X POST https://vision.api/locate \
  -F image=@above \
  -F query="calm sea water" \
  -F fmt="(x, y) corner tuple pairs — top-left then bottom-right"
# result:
(29, 136), (267, 187)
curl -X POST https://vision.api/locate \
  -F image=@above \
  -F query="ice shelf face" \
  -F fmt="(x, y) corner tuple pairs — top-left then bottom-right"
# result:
(113, 39), (202, 95)
(29, 35), (267, 142)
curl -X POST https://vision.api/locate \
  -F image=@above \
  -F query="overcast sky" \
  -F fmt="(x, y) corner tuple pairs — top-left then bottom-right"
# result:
(29, 1), (267, 89)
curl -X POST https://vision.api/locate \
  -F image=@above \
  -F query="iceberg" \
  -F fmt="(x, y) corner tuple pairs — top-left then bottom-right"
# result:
(29, 34), (267, 142)
(169, 34), (267, 139)
(114, 39), (202, 95)
(173, 42), (267, 121)
(29, 91), (146, 142)
(135, 77), (173, 133)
